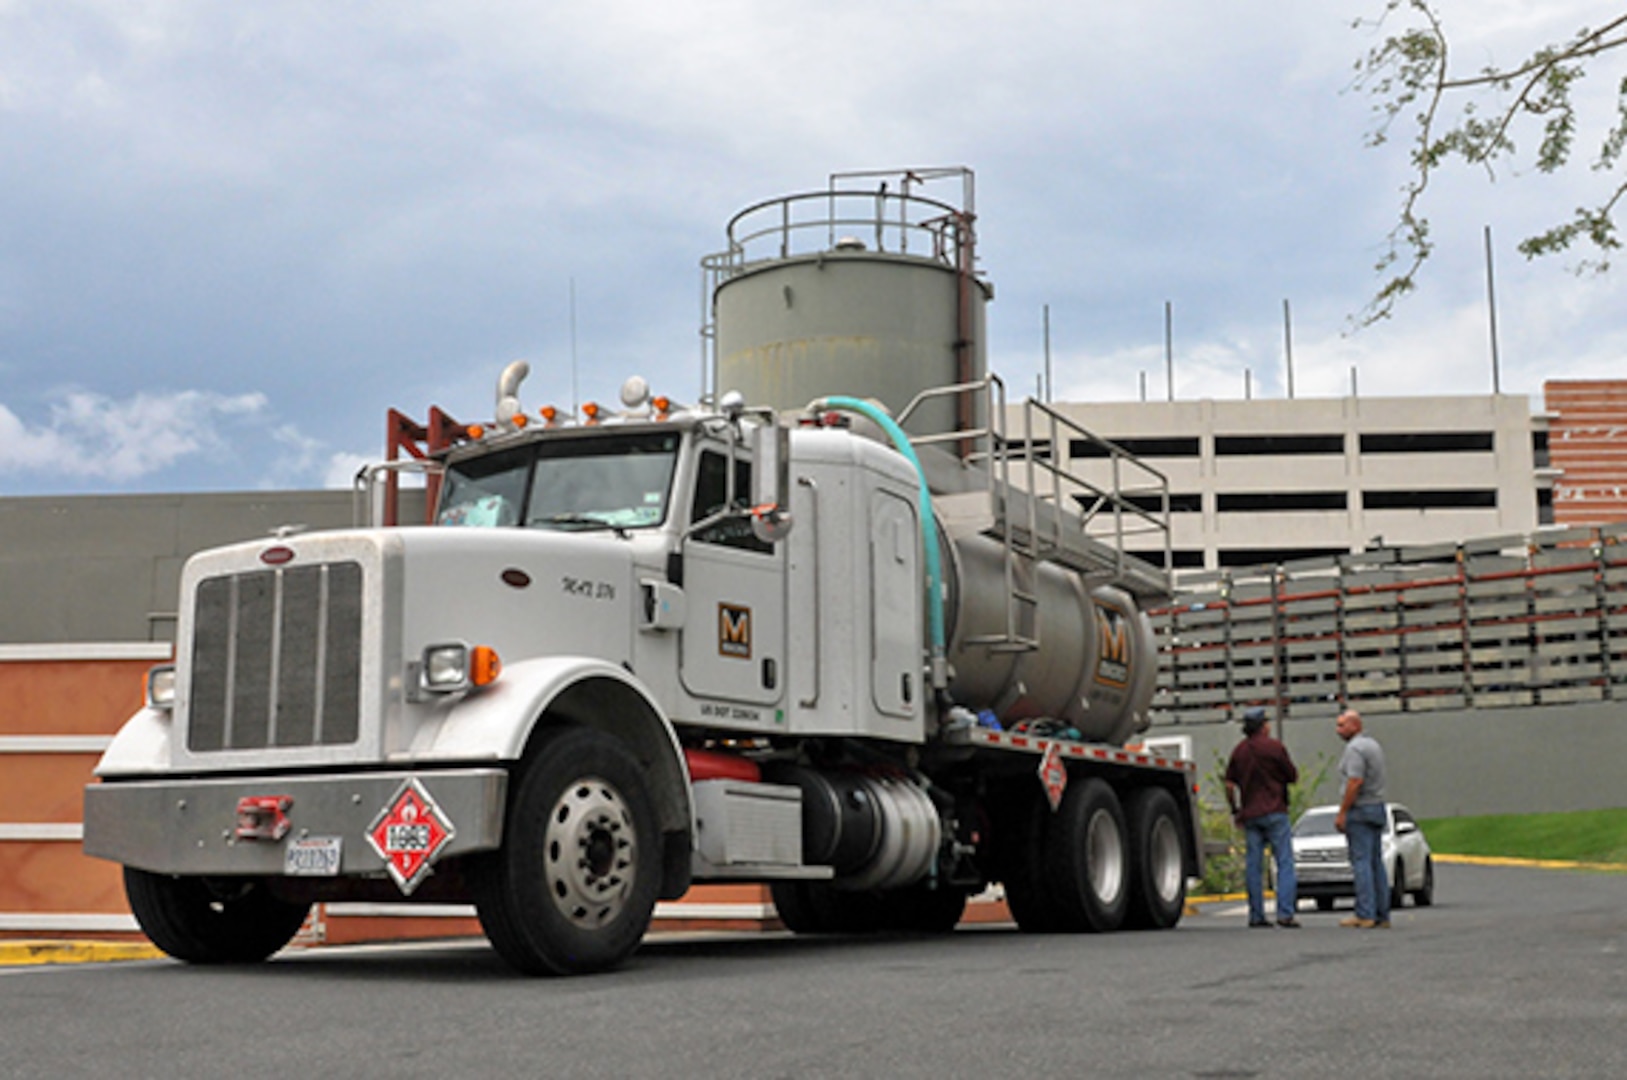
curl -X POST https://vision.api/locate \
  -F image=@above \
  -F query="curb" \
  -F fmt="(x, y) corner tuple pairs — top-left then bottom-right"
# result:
(1432, 853), (1627, 873)
(0, 940), (164, 967)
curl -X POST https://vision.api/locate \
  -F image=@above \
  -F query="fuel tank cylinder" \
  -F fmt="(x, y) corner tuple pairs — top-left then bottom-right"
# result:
(938, 528), (1157, 746)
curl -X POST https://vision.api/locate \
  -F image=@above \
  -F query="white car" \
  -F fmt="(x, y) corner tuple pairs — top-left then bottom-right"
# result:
(1292, 803), (1435, 911)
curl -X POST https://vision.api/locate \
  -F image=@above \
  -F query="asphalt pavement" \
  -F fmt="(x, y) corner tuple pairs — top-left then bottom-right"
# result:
(2, 859), (1624, 1079)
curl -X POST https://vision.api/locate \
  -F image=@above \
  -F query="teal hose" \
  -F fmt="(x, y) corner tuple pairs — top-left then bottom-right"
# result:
(813, 396), (947, 687)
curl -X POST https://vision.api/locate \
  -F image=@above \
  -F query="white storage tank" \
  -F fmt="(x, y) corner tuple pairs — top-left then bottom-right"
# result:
(707, 173), (991, 440)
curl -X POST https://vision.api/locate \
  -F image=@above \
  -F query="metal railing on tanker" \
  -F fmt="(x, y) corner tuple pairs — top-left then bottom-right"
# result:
(1148, 524), (1627, 726)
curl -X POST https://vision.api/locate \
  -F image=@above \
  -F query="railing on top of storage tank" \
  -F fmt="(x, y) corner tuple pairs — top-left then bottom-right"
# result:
(699, 183), (979, 403)
(704, 187), (973, 279)
(1149, 524), (1627, 725)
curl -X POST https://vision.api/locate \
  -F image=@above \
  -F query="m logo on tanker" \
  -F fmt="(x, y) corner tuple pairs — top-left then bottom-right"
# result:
(718, 603), (752, 659)
(1095, 605), (1131, 689)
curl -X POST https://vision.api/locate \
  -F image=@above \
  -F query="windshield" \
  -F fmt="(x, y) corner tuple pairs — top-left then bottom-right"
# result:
(437, 432), (681, 531)
(1293, 809), (1340, 838)
(437, 446), (528, 527)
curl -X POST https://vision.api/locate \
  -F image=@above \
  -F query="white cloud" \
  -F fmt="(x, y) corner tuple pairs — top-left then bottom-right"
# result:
(0, 388), (266, 481)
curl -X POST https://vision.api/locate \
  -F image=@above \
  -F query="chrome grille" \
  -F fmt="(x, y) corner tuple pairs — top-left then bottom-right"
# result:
(187, 562), (363, 751)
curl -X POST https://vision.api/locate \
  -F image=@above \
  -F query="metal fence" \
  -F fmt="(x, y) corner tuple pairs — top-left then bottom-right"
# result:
(1150, 524), (1627, 725)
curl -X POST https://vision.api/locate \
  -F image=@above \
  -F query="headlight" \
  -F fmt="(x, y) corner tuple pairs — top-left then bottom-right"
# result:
(146, 665), (176, 710)
(418, 643), (502, 694)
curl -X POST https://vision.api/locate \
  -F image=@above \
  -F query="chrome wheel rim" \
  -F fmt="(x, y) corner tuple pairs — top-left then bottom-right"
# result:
(544, 777), (637, 929)
(1148, 814), (1184, 903)
(1087, 809), (1126, 904)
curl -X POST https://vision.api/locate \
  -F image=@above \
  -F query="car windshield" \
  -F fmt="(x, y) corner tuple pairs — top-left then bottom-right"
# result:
(1294, 810), (1340, 837)
(437, 431), (681, 531)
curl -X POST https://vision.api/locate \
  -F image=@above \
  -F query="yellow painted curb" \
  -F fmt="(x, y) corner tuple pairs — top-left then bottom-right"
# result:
(1433, 853), (1627, 873)
(0, 940), (164, 966)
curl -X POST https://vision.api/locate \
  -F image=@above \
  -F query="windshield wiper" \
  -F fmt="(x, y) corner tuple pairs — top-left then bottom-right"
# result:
(537, 513), (628, 538)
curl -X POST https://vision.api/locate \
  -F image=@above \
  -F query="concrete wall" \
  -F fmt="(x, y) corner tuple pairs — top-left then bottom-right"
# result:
(1151, 701), (1627, 819)
(0, 490), (423, 644)
(1034, 392), (1544, 569)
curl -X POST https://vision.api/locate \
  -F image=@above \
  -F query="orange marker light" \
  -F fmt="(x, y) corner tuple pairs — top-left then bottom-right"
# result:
(581, 402), (601, 422)
(653, 396), (671, 414)
(470, 645), (502, 686)
(467, 423), (486, 439)
(540, 405), (558, 424)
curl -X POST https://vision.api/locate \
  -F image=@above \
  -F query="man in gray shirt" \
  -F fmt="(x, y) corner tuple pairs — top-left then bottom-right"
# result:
(1335, 708), (1390, 928)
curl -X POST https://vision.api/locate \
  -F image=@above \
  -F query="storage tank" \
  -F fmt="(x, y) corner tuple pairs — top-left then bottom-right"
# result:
(707, 172), (990, 440)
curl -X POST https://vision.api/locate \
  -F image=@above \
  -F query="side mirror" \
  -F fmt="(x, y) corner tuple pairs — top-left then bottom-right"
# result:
(749, 420), (793, 543)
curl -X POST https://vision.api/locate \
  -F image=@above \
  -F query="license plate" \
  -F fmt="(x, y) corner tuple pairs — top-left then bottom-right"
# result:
(284, 836), (342, 877)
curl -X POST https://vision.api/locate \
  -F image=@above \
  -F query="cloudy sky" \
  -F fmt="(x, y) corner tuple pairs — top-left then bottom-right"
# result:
(2, 1), (1623, 496)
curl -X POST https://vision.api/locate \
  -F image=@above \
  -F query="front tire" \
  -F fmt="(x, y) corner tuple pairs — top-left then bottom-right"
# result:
(124, 868), (309, 964)
(471, 727), (661, 975)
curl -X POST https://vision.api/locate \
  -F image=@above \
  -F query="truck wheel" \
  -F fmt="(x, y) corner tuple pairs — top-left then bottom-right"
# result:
(1122, 787), (1186, 930)
(878, 881), (969, 933)
(471, 727), (660, 975)
(123, 868), (309, 964)
(1044, 778), (1129, 933)
(994, 785), (1065, 933)
(1315, 896), (1335, 912)
(769, 881), (886, 934)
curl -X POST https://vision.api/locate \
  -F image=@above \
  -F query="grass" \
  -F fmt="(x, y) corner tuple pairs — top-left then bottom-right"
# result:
(1418, 807), (1627, 866)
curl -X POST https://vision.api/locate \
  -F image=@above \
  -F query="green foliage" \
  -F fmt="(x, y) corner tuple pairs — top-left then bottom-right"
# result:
(1352, 2), (1627, 323)
(1196, 748), (1335, 896)
(1418, 807), (1627, 865)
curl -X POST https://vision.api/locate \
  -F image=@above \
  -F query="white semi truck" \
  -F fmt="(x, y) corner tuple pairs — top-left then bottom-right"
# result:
(84, 172), (1202, 975)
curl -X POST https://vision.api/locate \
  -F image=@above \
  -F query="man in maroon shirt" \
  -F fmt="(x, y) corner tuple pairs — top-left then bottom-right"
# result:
(1225, 707), (1301, 928)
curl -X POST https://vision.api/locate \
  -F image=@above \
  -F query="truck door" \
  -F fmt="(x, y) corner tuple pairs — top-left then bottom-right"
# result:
(679, 447), (787, 716)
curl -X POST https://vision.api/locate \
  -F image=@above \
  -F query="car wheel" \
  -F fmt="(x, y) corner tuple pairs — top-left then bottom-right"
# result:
(1413, 857), (1435, 907)
(1390, 859), (1406, 911)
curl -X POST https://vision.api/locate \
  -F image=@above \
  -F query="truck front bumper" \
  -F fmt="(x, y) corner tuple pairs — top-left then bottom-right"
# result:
(83, 768), (507, 878)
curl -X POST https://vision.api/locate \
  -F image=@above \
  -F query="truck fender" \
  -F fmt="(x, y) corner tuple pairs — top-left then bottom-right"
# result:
(93, 708), (173, 777)
(420, 655), (694, 859)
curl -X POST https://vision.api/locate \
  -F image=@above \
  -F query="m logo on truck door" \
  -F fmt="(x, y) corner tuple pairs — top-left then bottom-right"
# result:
(718, 603), (752, 659)
(1095, 605), (1131, 689)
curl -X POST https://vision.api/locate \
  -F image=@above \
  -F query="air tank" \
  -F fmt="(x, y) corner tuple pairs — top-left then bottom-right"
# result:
(707, 174), (990, 439)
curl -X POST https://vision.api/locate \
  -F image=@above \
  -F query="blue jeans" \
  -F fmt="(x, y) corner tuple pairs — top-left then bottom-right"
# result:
(1243, 811), (1297, 923)
(1346, 802), (1390, 922)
